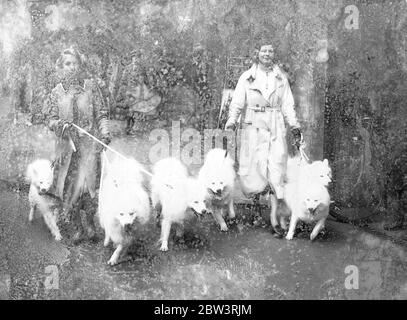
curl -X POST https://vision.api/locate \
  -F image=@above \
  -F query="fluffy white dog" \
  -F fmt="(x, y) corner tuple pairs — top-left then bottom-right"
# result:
(151, 157), (208, 251)
(283, 180), (331, 240)
(98, 151), (150, 265)
(198, 148), (236, 231)
(286, 156), (332, 186)
(270, 156), (332, 239)
(26, 159), (62, 241)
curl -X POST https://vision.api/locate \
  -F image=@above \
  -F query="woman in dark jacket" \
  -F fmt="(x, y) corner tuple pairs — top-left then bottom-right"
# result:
(47, 47), (111, 243)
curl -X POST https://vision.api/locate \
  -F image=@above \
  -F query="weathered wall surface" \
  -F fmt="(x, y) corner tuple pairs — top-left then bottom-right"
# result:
(326, 0), (407, 209)
(0, 0), (406, 212)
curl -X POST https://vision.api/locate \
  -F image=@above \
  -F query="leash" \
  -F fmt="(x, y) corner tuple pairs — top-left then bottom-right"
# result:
(69, 123), (173, 189)
(296, 133), (310, 164)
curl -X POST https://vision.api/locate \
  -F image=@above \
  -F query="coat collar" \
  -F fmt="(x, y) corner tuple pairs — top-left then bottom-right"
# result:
(57, 79), (90, 95)
(245, 64), (285, 98)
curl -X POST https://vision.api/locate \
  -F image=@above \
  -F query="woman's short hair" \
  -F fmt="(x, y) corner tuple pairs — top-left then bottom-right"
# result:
(251, 33), (278, 64)
(55, 47), (86, 72)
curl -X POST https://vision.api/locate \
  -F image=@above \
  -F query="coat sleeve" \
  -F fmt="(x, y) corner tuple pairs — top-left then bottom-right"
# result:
(92, 80), (110, 137)
(281, 79), (300, 129)
(46, 89), (63, 137)
(227, 74), (247, 124)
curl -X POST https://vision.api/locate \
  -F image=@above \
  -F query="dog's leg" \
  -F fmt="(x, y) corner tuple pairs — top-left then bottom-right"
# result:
(310, 218), (326, 241)
(270, 193), (278, 228)
(104, 233), (111, 247)
(29, 204), (35, 222)
(108, 244), (123, 265)
(43, 210), (62, 241)
(286, 214), (299, 240)
(228, 199), (236, 219)
(212, 209), (228, 231)
(160, 217), (172, 251)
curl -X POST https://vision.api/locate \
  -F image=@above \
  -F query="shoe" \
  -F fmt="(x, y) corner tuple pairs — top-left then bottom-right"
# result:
(272, 225), (285, 238)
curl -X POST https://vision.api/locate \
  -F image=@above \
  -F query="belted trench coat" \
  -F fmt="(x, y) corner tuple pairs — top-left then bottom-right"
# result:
(47, 79), (110, 212)
(226, 64), (300, 198)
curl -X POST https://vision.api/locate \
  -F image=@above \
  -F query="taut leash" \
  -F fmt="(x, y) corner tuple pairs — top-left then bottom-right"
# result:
(70, 123), (173, 189)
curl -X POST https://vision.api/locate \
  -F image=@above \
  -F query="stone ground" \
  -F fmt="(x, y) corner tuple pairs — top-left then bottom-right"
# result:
(1, 96), (407, 300)
(1, 180), (407, 300)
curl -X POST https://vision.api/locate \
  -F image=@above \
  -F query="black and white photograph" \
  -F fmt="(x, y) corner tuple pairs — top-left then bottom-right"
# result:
(0, 0), (406, 304)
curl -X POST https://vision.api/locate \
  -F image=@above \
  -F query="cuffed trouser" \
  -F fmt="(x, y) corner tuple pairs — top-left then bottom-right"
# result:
(238, 125), (287, 199)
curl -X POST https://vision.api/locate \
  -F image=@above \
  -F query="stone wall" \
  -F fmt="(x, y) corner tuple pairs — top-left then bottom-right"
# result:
(1, 0), (406, 212)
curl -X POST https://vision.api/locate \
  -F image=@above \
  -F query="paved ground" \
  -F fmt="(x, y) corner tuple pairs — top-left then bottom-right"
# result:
(1, 179), (407, 300)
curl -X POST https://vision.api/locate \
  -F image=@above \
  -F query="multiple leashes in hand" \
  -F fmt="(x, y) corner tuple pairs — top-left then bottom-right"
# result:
(295, 132), (310, 164)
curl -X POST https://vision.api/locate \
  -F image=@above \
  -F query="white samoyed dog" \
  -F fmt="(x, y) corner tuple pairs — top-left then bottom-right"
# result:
(151, 157), (208, 251)
(98, 150), (150, 265)
(26, 159), (62, 241)
(198, 148), (236, 231)
(282, 180), (331, 240)
(286, 156), (332, 186)
(270, 156), (332, 238)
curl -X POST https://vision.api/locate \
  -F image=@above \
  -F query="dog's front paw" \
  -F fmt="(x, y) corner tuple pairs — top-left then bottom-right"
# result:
(220, 222), (229, 232)
(160, 242), (169, 251)
(107, 257), (118, 266)
(285, 233), (294, 240)
(310, 231), (320, 241)
(28, 209), (34, 222)
(54, 234), (62, 241)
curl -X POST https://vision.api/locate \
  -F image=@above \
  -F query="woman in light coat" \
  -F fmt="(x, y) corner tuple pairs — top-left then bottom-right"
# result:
(225, 41), (301, 225)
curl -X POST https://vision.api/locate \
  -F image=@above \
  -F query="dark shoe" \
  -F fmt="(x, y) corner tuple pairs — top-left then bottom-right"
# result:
(272, 225), (285, 238)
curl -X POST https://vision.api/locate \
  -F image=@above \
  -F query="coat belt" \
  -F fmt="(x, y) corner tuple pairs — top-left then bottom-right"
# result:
(245, 105), (281, 140)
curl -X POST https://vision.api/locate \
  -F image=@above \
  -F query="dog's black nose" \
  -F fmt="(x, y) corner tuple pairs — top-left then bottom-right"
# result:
(40, 188), (47, 193)
(202, 209), (207, 214)
(216, 189), (222, 194)
(124, 224), (132, 233)
(309, 208), (316, 215)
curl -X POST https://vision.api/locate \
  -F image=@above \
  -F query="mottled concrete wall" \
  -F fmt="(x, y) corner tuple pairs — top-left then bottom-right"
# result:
(326, 0), (407, 208)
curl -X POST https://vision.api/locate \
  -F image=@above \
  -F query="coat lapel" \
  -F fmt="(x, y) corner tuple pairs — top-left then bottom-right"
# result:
(246, 64), (285, 102)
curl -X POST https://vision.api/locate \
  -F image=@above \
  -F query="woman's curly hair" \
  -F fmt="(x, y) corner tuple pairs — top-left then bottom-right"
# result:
(250, 34), (295, 85)
(55, 46), (87, 74)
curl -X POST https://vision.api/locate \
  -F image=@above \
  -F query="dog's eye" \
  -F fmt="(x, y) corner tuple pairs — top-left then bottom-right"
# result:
(212, 182), (215, 185)
(129, 212), (134, 216)
(120, 212), (124, 216)
(306, 199), (310, 201)
(220, 182), (223, 185)
(194, 201), (198, 204)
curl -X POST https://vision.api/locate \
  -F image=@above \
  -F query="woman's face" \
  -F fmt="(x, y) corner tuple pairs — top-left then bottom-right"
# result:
(61, 54), (79, 76)
(258, 45), (275, 67)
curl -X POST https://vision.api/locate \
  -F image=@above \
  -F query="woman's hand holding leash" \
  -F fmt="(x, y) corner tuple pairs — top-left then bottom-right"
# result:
(225, 120), (236, 131)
